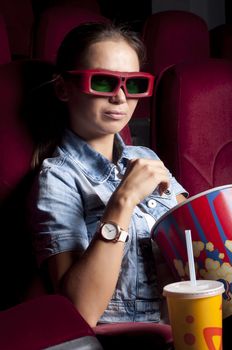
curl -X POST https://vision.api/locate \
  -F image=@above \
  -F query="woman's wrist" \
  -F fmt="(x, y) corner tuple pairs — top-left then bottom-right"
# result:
(102, 190), (136, 230)
(111, 189), (138, 211)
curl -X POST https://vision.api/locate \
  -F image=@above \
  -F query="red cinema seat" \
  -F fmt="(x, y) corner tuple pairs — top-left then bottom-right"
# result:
(0, 13), (11, 63)
(0, 59), (61, 309)
(0, 62), (33, 202)
(133, 10), (210, 147)
(143, 10), (209, 76)
(0, 60), (58, 202)
(94, 322), (173, 349)
(32, 0), (101, 16)
(0, 295), (102, 350)
(0, 0), (34, 58)
(154, 59), (232, 196)
(33, 5), (108, 62)
(210, 24), (232, 60)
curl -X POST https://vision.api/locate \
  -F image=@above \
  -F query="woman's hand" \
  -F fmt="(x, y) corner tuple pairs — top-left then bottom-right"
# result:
(114, 158), (170, 207)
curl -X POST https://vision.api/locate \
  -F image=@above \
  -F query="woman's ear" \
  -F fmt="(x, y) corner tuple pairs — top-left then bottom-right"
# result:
(53, 74), (69, 101)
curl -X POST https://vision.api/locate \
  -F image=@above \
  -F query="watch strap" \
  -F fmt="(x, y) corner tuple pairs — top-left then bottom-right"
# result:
(116, 228), (129, 243)
(98, 221), (129, 243)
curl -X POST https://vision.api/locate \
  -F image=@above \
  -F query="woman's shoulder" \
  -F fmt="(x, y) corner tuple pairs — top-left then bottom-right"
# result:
(38, 146), (77, 183)
(35, 152), (79, 194)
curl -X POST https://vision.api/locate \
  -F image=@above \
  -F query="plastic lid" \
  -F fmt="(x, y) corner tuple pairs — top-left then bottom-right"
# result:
(163, 280), (224, 299)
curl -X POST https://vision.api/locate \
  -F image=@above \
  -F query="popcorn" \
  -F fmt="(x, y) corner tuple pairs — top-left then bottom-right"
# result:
(205, 257), (220, 271)
(225, 240), (232, 252)
(192, 241), (204, 257)
(220, 262), (231, 273)
(219, 253), (225, 259)
(206, 242), (214, 252)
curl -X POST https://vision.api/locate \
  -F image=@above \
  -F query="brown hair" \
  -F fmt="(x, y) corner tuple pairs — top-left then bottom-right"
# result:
(56, 22), (146, 72)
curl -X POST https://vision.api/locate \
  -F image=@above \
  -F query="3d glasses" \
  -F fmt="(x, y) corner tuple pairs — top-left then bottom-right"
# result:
(65, 69), (155, 98)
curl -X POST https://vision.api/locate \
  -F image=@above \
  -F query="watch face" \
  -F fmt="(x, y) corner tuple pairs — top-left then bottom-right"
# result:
(101, 223), (118, 240)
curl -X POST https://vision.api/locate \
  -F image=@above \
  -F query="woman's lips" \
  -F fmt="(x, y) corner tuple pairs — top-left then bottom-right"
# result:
(103, 110), (126, 120)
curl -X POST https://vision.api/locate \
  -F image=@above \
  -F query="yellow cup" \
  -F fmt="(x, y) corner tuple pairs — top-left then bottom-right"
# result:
(163, 280), (224, 350)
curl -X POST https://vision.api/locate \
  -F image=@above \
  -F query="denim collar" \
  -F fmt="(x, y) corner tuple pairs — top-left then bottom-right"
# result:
(59, 128), (135, 183)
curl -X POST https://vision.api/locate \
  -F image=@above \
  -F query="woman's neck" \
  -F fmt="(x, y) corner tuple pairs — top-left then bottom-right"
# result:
(86, 134), (115, 162)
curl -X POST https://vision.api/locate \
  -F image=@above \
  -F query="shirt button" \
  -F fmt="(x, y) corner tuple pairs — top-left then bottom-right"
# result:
(147, 199), (157, 208)
(164, 189), (171, 195)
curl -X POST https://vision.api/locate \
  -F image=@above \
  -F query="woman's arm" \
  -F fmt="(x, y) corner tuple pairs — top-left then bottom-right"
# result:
(47, 158), (170, 327)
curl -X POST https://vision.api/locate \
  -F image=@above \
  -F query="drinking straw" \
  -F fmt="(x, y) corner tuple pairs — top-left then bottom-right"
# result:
(185, 229), (197, 287)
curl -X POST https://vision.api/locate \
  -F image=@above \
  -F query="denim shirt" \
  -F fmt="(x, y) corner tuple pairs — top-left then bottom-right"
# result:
(30, 128), (187, 323)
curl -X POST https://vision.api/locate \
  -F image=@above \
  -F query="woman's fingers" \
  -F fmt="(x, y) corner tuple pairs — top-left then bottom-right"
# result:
(117, 158), (170, 205)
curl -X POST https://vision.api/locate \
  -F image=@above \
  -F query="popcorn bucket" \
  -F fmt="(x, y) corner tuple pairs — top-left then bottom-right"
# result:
(151, 184), (232, 318)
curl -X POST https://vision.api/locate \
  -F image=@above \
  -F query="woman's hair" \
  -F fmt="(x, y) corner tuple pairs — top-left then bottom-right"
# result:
(56, 21), (146, 72)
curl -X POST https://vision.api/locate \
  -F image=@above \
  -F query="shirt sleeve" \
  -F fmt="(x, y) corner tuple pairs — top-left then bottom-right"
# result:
(28, 165), (89, 267)
(169, 171), (189, 198)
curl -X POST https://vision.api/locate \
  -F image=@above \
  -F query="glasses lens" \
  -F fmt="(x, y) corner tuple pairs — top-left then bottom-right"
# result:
(91, 75), (118, 92)
(126, 77), (149, 94)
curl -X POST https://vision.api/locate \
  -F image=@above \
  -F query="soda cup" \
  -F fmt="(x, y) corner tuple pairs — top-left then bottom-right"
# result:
(163, 280), (224, 350)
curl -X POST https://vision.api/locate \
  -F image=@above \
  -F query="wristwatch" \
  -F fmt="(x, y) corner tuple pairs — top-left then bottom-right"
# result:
(98, 221), (129, 243)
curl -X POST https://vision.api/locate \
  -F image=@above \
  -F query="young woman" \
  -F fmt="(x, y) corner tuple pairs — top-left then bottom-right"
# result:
(29, 22), (187, 327)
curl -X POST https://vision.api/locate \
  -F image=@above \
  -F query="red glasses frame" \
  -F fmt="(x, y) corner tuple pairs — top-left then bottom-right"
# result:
(65, 69), (155, 98)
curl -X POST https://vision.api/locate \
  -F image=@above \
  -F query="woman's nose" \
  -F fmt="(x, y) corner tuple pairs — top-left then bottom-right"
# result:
(109, 87), (127, 104)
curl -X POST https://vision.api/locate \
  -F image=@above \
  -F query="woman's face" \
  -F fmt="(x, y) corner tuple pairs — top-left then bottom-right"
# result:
(64, 39), (140, 141)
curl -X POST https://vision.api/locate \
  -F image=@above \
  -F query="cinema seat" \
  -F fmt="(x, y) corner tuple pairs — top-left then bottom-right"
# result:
(33, 5), (108, 62)
(0, 0), (34, 58)
(32, 0), (101, 16)
(0, 294), (103, 350)
(0, 59), (60, 310)
(210, 24), (232, 60)
(143, 10), (209, 76)
(154, 59), (232, 196)
(0, 13), (11, 63)
(134, 10), (210, 147)
(94, 322), (173, 350)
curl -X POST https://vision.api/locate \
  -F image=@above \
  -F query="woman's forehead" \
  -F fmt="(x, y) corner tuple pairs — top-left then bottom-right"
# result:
(81, 40), (140, 71)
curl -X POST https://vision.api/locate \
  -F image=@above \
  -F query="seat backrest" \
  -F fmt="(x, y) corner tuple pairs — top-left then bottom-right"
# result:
(0, 13), (11, 63)
(0, 60), (59, 310)
(139, 10), (210, 145)
(94, 322), (173, 349)
(33, 5), (108, 62)
(0, 60), (58, 202)
(32, 0), (101, 16)
(0, 0), (34, 58)
(154, 59), (232, 196)
(210, 24), (232, 60)
(0, 294), (102, 350)
(0, 62), (33, 201)
(143, 10), (210, 76)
